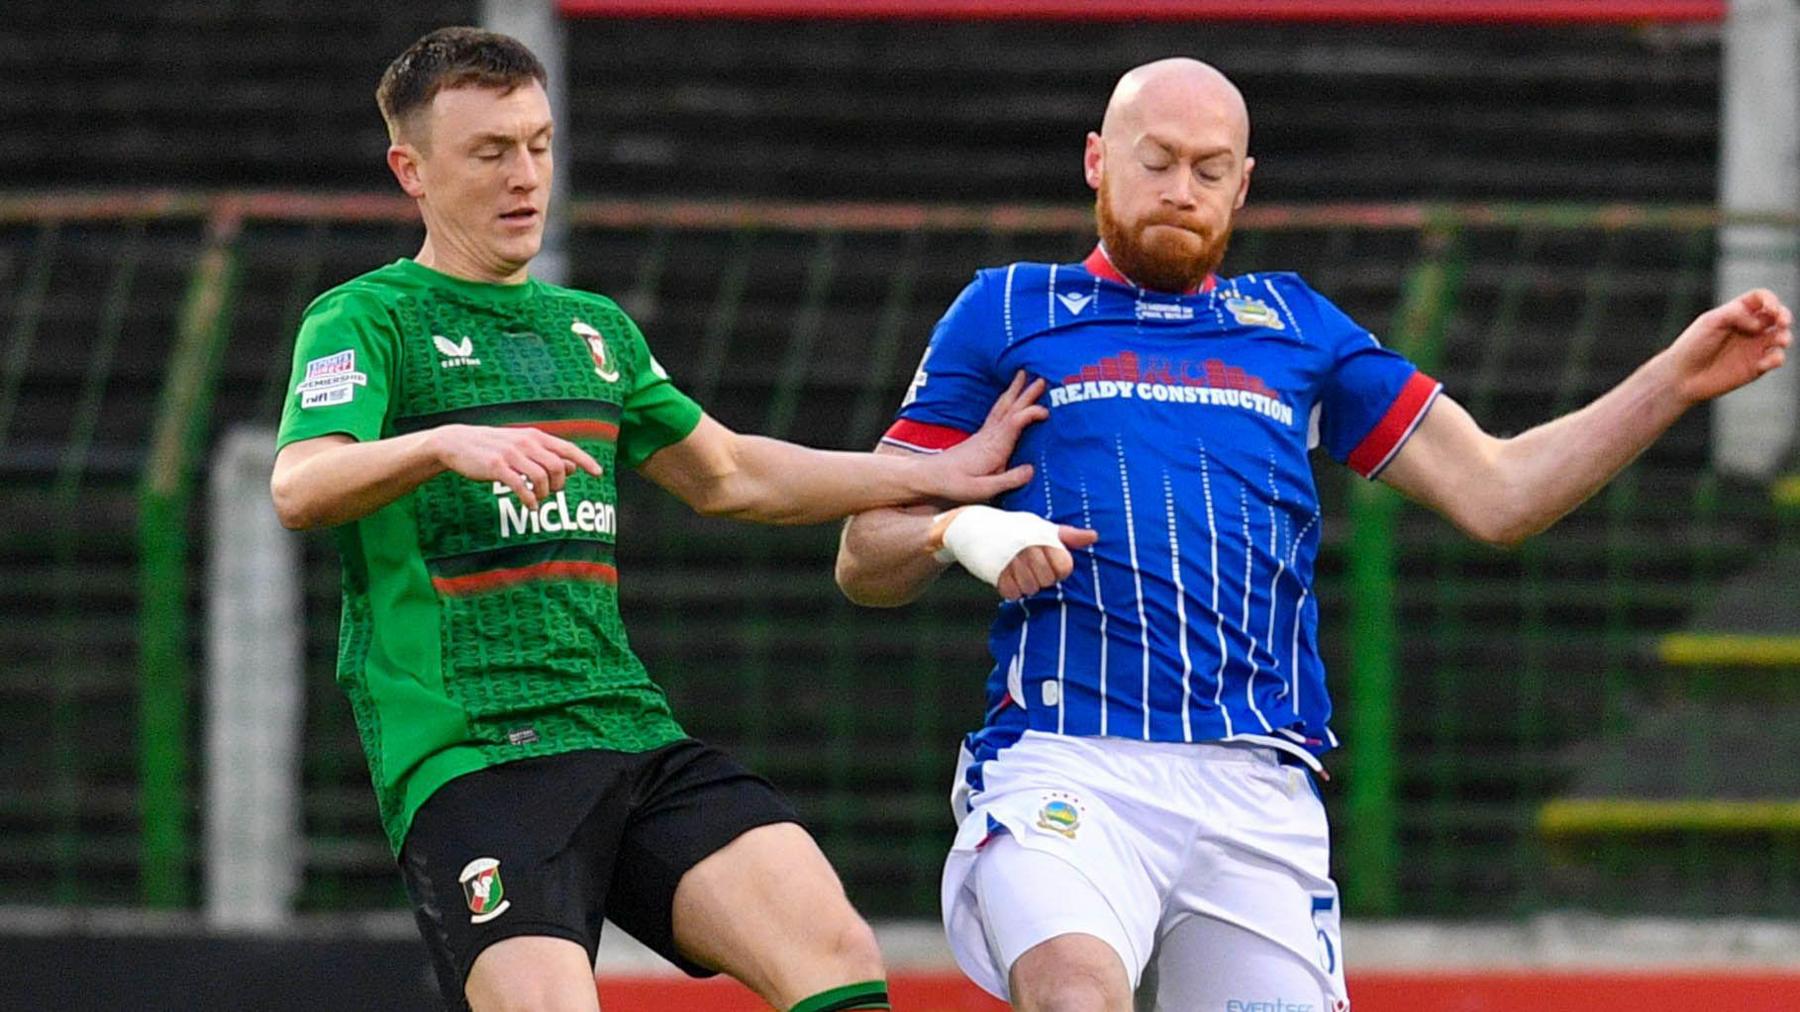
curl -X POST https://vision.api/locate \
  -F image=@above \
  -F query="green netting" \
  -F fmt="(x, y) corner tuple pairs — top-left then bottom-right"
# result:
(0, 216), (207, 905)
(2, 196), (1797, 918)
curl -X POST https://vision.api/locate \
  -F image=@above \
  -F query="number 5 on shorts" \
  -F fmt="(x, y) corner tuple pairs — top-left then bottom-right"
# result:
(1310, 893), (1338, 974)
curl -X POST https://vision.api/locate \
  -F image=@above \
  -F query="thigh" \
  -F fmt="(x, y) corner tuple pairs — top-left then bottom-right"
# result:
(601, 741), (810, 976)
(1172, 759), (1346, 1006)
(400, 753), (626, 1008)
(1148, 914), (1340, 1012)
(942, 777), (1167, 1001)
(465, 936), (600, 1012)
(665, 822), (883, 1007)
(975, 834), (1137, 1011)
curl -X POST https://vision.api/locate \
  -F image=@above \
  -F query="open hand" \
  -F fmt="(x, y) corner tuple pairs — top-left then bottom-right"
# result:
(1667, 289), (1792, 405)
(916, 371), (1048, 503)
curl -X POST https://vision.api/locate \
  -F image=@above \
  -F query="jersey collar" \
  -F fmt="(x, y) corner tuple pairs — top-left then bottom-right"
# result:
(1082, 244), (1217, 295)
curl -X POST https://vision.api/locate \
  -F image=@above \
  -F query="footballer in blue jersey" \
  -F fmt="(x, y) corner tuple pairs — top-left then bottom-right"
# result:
(885, 246), (1437, 770)
(837, 58), (1792, 1012)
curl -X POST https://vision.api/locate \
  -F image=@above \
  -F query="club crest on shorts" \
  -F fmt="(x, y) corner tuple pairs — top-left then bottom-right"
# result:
(1034, 792), (1085, 840)
(573, 320), (621, 382)
(459, 857), (511, 924)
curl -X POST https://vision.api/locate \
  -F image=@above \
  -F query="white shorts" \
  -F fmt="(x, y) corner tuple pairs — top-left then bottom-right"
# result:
(941, 731), (1349, 1011)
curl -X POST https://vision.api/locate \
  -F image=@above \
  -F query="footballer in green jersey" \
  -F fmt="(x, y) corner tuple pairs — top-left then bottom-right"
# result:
(271, 27), (1048, 1012)
(278, 259), (705, 856)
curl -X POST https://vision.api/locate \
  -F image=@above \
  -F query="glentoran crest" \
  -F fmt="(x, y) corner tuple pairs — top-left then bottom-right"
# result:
(459, 857), (511, 924)
(573, 320), (620, 382)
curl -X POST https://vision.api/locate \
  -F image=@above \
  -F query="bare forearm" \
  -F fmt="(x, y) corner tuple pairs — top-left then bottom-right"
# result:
(271, 431), (445, 529)
(700, 434), (932, 525)
(1493, 354), (1687, 538)
(836, 506), (949, 607)
(1387, 289), (1792, 547)
(1393, 354), (1693, 546)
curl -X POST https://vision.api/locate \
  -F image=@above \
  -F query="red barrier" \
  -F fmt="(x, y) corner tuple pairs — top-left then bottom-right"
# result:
(597, 970), (1800, 1011)
(598, 976), (1006, 1011)
(1352, 971), (1800, 1011)
(559, 1), (1725, 24)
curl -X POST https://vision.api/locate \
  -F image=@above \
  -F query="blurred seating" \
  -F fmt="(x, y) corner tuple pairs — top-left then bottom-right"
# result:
(4, 10), (1719, 202)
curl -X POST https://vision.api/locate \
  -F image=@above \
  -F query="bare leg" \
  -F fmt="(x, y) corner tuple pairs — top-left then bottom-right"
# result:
(464, 936), (601, 1012)
(669, 822), (885, 1009)
(1009, 932), (1134, 1012)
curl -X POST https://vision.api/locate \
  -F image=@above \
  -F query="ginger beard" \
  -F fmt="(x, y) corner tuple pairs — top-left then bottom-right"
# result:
(1094, 176), (1232, 294)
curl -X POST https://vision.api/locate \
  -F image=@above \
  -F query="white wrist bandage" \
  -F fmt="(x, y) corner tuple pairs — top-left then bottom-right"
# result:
(932, 506), (1064, 586)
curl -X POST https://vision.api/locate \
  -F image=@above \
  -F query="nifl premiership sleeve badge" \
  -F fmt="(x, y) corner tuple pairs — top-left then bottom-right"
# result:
(295, 349), (368, 408)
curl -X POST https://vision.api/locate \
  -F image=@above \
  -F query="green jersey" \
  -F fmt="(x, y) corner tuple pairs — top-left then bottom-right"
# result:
(276, 259), (702, 853)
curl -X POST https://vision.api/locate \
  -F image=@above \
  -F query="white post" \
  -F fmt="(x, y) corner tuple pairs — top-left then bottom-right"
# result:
(204, 426), (304, 930)
(484, 0), (571, 286)
(1714, 0), (1800, 479)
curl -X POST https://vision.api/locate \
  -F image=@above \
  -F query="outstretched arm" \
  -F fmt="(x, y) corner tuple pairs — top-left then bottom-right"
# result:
(1381, 289), (1792, 547)
(638, 373), (1046, 526)
(271, 425), (602, 530)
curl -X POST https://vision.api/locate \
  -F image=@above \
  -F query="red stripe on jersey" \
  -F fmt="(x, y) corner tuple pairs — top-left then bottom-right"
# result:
(432, 560), (620, 597)
(1347, 370), (1441, 478)
(882, 418), (973, 452)
(506, 419), (621, 441)
(1082, 245), (1217, 294)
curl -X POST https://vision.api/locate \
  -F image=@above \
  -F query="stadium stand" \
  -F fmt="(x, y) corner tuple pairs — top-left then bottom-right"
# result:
(5, 7), (1719, 202)
(565, 18), (1722, 202)
(0, 3), (471, 191)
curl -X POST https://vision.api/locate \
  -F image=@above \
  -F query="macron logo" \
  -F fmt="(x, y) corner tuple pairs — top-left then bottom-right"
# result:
(1057, 291), (1095, 316)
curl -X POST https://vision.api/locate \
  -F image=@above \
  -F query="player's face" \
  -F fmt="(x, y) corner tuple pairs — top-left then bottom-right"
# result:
(395, 82), (554, 283)
(1086, 93), (1252, 292)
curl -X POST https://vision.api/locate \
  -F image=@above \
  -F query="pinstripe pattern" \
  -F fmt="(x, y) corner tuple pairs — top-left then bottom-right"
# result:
(900, 257), (1434, 781)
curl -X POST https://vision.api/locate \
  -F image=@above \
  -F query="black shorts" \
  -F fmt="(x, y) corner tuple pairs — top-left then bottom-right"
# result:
(398, 740), (801, 1009)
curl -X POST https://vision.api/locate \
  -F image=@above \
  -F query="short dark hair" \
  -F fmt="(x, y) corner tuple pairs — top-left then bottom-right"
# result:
(377, 27), (547, 141)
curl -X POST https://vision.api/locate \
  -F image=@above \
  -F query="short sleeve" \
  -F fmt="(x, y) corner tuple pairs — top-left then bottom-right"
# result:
(1306, 284), (1442, 479)
(882, 272), (1004, 452)
(276, 289), (400, 449)
(616, 312), (704, 470)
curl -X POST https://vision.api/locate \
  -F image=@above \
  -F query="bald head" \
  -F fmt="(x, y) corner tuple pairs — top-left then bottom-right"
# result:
(1084, 58), (1254, 292)
(1100, 58), (1249, 156)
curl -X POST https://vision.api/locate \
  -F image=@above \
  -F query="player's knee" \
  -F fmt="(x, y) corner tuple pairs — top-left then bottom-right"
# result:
(1013, 971), (1124, 1012)
(467, 976), (596, 1012)
(817, 910), (884, 978)
(465, 938), (598, 1012)
(1010, 935), (1132, 1012)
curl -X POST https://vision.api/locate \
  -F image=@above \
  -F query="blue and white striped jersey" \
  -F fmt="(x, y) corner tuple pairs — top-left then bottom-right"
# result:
(884, 247), (1439, 784)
